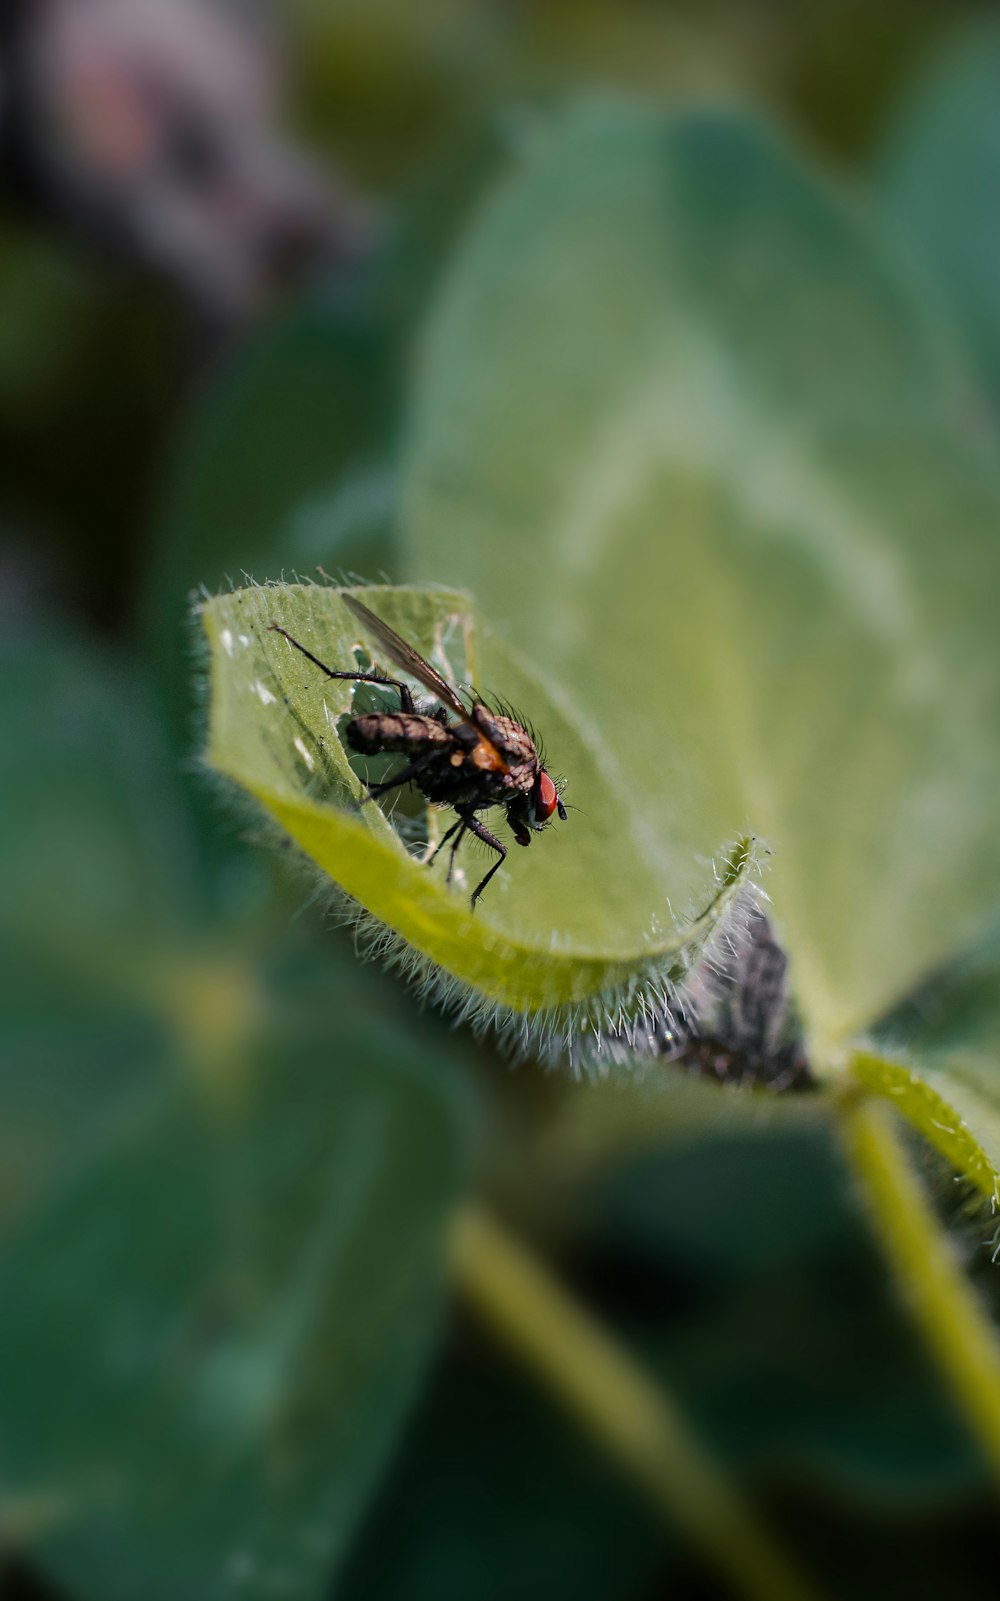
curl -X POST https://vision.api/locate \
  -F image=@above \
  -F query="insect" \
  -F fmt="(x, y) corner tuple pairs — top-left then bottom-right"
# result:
(268, 593), (567, 908)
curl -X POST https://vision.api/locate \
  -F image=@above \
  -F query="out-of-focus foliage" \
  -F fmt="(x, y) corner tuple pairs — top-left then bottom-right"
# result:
(5, 4), (1000, 1600)
(286, 0), (952, 182)
(340, 1125), (984, 1601)
(152, 289), (398, 698)
(878, 24), (1000, 415)
(0, 631), (470, 1600)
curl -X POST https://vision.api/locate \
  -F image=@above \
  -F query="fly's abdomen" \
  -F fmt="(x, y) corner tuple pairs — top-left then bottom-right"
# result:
(346, 712), (451, 756)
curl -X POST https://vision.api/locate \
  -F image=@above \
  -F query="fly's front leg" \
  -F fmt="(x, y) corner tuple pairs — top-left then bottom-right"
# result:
(459, 808), (507, 909)
(268, 624), (416, 711)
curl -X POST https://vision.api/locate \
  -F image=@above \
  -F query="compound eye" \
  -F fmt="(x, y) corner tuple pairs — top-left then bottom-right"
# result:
(535, 769), (558, 821)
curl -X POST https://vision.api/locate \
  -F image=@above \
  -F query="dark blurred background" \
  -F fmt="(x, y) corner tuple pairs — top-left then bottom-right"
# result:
(3, 4), (1000, 1600)
(1, 0), (991, 644)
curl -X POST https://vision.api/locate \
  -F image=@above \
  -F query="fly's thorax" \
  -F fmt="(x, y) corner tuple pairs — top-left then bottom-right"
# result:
(472, 705), (540, 767)
(502, 761), (538, 797)
(418, 756), (511, 809)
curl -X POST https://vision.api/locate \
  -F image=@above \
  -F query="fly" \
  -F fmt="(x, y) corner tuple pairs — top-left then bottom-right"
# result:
(268, 593), (567, 908)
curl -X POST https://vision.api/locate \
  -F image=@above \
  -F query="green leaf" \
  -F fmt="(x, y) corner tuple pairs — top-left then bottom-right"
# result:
(201, 581), (752, 1051)
(878, 24), (1000, 414)
(855, 924), (1000, 1201)
(159, 288), (397, 588)
(0, 630), (201, 949)
(339, 1344), (667, 1601)
(0, 628), (471, 1600)
(0, 979), (467, 1601)
(0, 629), (200, 1232)
(403, 100), (1000, 1059)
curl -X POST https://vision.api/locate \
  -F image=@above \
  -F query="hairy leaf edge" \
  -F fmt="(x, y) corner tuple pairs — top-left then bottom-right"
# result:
(849, 1049), (1000, 1207)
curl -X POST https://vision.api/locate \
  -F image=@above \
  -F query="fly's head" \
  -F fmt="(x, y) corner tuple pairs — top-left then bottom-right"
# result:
(506, 768), (567, 847)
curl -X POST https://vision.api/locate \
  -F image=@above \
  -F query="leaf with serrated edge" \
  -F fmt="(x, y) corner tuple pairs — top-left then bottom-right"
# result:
(202, 582), (752, 1056)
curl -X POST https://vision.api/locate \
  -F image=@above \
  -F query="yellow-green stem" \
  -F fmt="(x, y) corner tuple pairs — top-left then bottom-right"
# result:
(450, 1204), (825, 1601)
(839, 1087), (1000, 1490)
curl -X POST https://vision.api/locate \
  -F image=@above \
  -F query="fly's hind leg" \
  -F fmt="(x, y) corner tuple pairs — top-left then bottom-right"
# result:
(445, 821), (468, 886)
(268, 623), (416, 711)
(459, 808), (508, 909)
(424, 814), (466, 884)
(427, 815), (463, 867)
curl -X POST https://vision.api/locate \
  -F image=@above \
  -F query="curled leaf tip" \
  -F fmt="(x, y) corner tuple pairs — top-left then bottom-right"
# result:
(202, 581), (757, 1066)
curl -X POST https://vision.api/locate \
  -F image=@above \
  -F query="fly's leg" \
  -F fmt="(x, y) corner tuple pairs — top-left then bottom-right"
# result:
(459, 808), (508, 909)
(268, 623), (415, 712)
(445, 821), (468, 886)
(427, 815), (463, 866)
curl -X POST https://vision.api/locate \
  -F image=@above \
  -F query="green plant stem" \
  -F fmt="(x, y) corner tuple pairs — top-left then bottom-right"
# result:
(450, 1204), (825, 1601)
(839, 1086), (1000, 1489)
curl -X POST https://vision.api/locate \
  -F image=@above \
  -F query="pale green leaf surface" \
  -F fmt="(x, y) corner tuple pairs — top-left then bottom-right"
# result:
(202, 582), (750, 1027)
(403, 101), (1000, 1055)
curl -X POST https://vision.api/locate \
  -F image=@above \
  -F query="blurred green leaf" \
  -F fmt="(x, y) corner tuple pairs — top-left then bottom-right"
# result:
(0, 631), (201, 947)
(147, 285), (400, 768)
(160, 286), (397, 592)
(0, 629), (471, 1601)
(201, 581), (751, 1046)
(338, 1342), (666, 1601)
(0, 630), (202, 1230)
(0, 989), (466, 1601)
(591, 1127), (981, 1494)
(338, 1124), (980, 1601)
(878, 25), (1000, 415)
(535, 1112), (983, 1497)
(403, 100), (1000, 1059)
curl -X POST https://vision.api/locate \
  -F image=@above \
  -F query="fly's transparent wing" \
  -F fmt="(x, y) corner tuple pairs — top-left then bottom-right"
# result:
(342, 593), (470, 719)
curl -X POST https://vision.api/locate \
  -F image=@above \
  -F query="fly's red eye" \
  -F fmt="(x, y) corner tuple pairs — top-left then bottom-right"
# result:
(536, 769), (558, 820)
